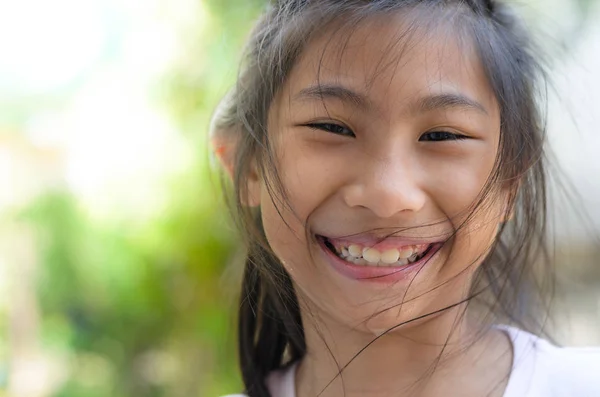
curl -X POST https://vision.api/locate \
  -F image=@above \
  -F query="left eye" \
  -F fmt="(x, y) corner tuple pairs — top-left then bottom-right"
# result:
(419, 131), (468, 142)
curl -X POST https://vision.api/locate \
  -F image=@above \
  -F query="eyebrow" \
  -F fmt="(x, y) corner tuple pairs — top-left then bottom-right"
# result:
(294, 83), (488, 115)
(416, 92), (488, 115)
(294, 84), (373, 110)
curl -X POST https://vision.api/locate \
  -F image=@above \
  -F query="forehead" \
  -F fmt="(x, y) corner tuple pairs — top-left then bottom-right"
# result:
(281, 11), (498, 116)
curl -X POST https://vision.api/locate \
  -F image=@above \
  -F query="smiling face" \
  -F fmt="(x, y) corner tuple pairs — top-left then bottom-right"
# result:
(246, 15), (507, 336)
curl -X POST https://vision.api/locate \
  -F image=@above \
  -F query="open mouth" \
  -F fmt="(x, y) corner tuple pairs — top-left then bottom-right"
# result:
(317, 235), (436, 267)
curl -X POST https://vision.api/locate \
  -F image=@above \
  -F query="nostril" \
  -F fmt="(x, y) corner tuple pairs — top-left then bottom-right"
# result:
(341, 179), (426, 219)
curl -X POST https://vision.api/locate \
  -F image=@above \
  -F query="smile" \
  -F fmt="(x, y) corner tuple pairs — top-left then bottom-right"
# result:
(325, 239), (431, 267)
(316, 235), (444, 282)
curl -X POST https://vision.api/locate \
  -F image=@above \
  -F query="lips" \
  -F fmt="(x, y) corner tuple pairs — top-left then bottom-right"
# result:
(316, 234), (444, 282)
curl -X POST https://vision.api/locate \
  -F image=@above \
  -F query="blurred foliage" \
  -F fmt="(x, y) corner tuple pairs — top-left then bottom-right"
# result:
(164, 0), (266, 141)
(15, 0), (267, 396)
(21, 183), (237, 396)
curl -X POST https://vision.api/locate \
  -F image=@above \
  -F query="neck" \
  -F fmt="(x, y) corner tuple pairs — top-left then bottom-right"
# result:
(295, 302), (510, 397)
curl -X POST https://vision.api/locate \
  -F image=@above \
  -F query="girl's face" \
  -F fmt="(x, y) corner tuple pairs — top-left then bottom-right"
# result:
(247, 17), (505, 335)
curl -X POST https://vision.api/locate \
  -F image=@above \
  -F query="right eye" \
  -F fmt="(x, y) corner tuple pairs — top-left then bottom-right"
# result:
(304, 122), (356, 138)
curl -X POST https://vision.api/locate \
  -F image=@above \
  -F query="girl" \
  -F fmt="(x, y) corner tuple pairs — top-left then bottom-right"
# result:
(212, 0), (600, 396)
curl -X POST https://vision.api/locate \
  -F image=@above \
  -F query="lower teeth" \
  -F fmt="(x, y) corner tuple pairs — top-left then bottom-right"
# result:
(337, 251), (426, 266)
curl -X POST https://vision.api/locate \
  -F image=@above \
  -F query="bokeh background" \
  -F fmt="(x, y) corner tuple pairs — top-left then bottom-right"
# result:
(0, 0), (599, 396)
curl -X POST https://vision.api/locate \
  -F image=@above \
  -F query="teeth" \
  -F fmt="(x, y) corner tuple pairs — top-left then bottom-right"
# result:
(362, 247), (381, 264)
(348, 244), (362, 257)
(330, 241), (432, 267)
(398, 247), (413, 259)
(380, 248), (400, 264)
(349, 257), (367, 265)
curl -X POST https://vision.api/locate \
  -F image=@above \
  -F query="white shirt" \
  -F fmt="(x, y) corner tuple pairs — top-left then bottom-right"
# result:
(223, 326), (600, 396)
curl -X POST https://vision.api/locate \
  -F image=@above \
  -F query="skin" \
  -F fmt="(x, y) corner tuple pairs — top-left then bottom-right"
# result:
(210, 92), (239, 178)
(242, 13), (513, 397)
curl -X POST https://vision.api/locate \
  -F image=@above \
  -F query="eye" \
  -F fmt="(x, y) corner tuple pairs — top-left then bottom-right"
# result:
(419, 131), (468, 142)
(305, 122), (355, 138)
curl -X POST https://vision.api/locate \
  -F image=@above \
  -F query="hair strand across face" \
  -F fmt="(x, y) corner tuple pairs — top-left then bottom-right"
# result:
(214, 1), (560, 396)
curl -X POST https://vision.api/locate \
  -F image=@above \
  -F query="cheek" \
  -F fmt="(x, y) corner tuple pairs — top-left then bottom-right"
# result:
(260, 185), (335, 303)
(423, 148), (497, 215)
(439, 191), (504, 278)
(258, 165), (321, 280)
(259, 136), (347, 286)
(424, 149), (502, 269)
(260, 185), (306, 258)
(270, 133), (343, 219)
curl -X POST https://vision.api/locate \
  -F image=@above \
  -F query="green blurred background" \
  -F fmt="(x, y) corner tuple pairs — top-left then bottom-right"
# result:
(1, 0), (599, 396)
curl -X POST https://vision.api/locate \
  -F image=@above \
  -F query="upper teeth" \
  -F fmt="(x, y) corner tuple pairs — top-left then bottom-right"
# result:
(335, 243), (429, 267)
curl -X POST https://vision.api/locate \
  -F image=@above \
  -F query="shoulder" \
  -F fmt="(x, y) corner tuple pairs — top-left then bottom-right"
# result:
(535, 341), (600, 395)
(501, 325), (600, 396)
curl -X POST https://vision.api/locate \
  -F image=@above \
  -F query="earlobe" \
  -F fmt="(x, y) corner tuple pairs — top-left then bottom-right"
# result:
(210, 124), (261, 208)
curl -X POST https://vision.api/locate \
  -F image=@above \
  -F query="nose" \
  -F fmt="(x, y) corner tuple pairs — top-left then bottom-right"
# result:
(342, 155), (427, 219)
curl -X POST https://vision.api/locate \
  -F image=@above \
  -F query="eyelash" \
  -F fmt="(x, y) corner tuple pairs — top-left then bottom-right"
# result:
(306, 122), (355, 137)
(304, 122), (469, 141)
(419, 131), (469, 142)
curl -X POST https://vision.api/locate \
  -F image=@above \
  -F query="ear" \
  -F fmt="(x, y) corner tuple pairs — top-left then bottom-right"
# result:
(210, 126), (261, 208)
(211, 130), (237, 179)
